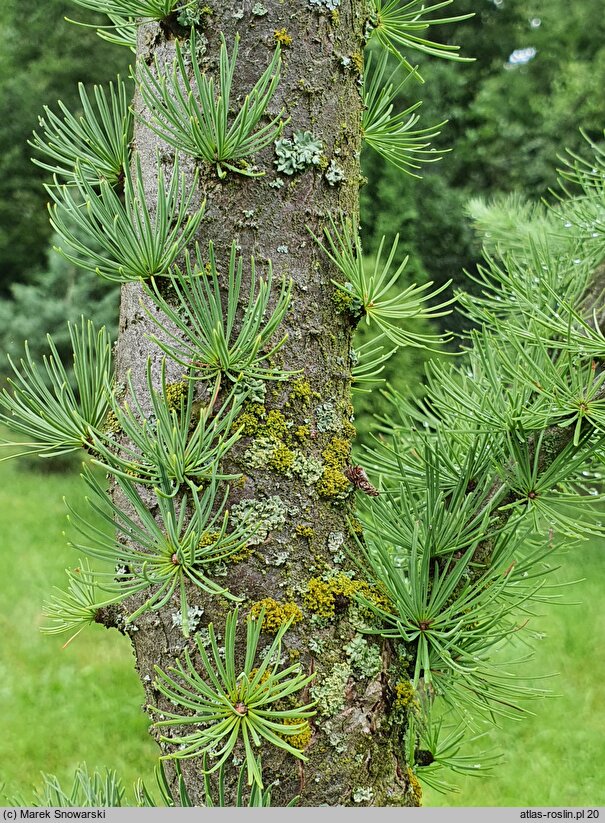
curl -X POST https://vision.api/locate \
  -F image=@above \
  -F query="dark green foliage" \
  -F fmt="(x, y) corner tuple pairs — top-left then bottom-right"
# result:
(0, 0), (128, 293)
(0, 233), (118, 379)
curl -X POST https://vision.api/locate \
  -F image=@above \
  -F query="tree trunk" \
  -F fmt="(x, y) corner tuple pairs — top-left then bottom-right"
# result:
(110, 0), (417, 808)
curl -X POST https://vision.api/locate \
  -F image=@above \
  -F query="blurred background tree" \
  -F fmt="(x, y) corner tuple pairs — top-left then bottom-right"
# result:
(0, 0), (127, 294)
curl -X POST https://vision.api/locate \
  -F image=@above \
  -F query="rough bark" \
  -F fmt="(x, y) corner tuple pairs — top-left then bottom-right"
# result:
(109, 0), (418, 806)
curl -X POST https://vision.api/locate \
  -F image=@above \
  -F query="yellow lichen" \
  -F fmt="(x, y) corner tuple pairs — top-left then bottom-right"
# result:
(274, 28), (293, 46)
(102, 409), (121, 436)
(316, 464), (350, 499)
(197, 530), (222, 549)
(322, 436), (352, 467)
(267, 442), (295, 473)
(394, 679), (415, 709)
(303, 574), (359, 618)
(304, 574), (392, 619)
(250, 597), (302, 632)
(234, 411), (261, 437)
(226, 544), (253, 564)
(264, 409), (290, 442)
(279, 717), (312, 750)
(294, 424), (310, 441)
(407, 768), (423, 805)
(295, 524), (315, 539)
(291, 378), (312, 399)
(351, 51), (364, 74)
(332, 288), (354, 313)
(341, 419), (357, 440)
(165, 380), (188, 411)
(248, 667), (271, 689)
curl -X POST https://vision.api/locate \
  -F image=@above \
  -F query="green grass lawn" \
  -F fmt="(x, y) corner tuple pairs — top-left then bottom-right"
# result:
(0, 451), (157, 803)
(423, 536), (605, 807)
(1, 442), (603, 806)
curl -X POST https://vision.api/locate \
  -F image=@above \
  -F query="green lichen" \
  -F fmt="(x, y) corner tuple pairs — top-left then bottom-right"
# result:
(308, 636), (324, 655)
(234, 376), (266, 403)
(310, 662), (351, 716)
(327, 531), (345, 563)
(176, 1), (213, 26)
(243, 436), (276, 469)
(309, 0), (340, 9)
(251, 1), (267, 14)
(250, 597), (303, 632)
(230, 496), (286, 545)
(294, 424), (311, 440)
(171, 604), (204, 632)
(345, 635), (382, 678)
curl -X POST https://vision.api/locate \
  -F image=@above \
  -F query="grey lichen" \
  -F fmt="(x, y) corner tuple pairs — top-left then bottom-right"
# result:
(315, 401), (340, 433)
(243, 436), (277, 470)
(291, 451), (324, 485)
(251, 1), (268, 14)
(230, 496), (287, 545)
(275, 131), (323, 176)
(325, 159), (345, 186)
(353, 787), (374, 804)
(176, 1), (212, 26)
(171, 605), (204, 632)
(308, 636), (325, 655)
(345, 635), (382, 678)
(234, 376), (266, 403)
(310, 662), (351, 716)
(327, 531), (345, 564)
(323, 719), (347, 753)
(309, 0), (340, 9)
(266, 549), (289, 567)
